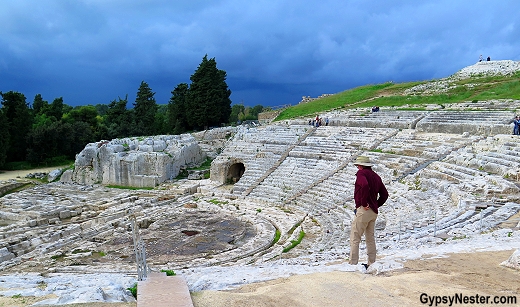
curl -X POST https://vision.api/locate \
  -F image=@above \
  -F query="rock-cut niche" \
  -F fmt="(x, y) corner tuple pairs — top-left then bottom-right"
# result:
(227, 162), (245, 183)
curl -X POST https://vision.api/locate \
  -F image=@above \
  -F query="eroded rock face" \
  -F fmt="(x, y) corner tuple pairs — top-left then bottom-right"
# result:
(65, 135), (206, 187)
(501, 248), (520, 270)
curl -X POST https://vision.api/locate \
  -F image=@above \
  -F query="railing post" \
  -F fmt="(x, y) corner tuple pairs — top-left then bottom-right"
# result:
(130, 214), (149, 281)
(433, 211), (437, 237)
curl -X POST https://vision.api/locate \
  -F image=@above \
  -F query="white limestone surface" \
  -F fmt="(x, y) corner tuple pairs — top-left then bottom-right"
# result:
(0, 273), (136, 305)
(0, 229), (518, 304)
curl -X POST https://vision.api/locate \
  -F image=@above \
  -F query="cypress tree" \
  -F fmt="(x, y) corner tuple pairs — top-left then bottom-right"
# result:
(167, 83), (190, 134)
(187, 55), (232, 130)
(133, 81), (157, 136)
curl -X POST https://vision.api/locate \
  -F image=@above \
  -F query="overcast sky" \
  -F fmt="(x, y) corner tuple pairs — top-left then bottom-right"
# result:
(1, 0), (519, 108)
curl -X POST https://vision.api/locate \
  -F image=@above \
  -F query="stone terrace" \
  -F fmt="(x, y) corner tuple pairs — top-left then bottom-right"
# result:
(1, 103), (520, 303)
(415, 110), (513, 135)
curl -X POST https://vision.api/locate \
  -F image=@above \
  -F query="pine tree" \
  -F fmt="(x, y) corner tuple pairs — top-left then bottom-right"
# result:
(133, 81), (157, 136)
(186, 55), (232, 130)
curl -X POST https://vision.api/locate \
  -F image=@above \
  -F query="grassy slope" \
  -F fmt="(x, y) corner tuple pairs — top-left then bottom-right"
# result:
(275, 71), (520, 121)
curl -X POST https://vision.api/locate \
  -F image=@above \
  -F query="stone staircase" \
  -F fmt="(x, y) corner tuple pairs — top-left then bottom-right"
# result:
(137, 272), (193, 307)
(243, 126), (316, 196)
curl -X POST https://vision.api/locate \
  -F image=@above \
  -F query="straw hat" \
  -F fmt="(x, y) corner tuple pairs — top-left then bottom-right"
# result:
(353, 156), (373, 167)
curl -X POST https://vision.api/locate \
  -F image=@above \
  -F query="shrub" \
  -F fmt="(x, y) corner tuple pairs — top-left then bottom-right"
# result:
(161, 269), (176, 276)
(128, 283), (137, 299)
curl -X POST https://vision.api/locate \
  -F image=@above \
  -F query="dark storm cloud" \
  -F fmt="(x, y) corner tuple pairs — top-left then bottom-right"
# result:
(1, 0), (519, 107)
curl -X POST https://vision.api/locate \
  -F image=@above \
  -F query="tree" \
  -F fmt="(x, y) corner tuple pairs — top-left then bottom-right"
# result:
(66, 105), (99, 128)
(0, 109), (9, 167)
(186, 55), (232, 130)
(94, 103), (109, 116)
(167, 83), (190, 134)
(65, 105), (105, 140)
(32, 94), (48, 115)
(0, 91), (33, 162)
(47, 97), (64, 121)
(133, 81), (157, 136)
(153, 104), (168, 135)
(106, 96), (134, 139)
(229, 104), (245, 124)
(26, 121), (61, 164)
(250, 105), (264, 118)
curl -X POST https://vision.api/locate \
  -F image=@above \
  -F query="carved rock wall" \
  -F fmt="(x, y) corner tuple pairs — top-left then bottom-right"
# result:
(65, 135), (205, 187)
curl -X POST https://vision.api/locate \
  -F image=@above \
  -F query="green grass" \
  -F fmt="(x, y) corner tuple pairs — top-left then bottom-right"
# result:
(274, 73), (520, 121)
(273, 229), (281, 244)
(161, 269), (176, 276)
(208, 199), (228, 205)
(282, 230), (305, 253)
(2, 156), (74, 171)
(189, 157), (213, 170)
(276, 82), (396, 120)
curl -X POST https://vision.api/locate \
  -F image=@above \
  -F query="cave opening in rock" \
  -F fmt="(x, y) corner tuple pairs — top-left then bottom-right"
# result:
(227, 162), (245, 183)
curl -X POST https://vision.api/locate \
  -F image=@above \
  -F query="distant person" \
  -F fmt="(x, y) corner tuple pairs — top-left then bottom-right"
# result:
(479, 55), (483, 62)
(487, 56), (491, 61)
(325, 117), (329, 126)
(514, 116), (520, 135)
(349, 156), (388, 269)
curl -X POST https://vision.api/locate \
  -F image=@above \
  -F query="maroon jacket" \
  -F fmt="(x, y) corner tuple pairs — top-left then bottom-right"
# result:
(354, 167), (388, 214)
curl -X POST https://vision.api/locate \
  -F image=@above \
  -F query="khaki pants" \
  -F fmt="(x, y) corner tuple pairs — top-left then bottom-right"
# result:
(349, 208), (377, 265)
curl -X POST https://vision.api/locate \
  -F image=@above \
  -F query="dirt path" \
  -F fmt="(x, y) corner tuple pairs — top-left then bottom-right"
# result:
(0, 166), (68, 181)
(0, 250), (517, 307)
(191, 250), (520, 307)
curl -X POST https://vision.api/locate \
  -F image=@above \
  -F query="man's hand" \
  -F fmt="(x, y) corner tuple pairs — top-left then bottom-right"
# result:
(363, 205), (370, 210)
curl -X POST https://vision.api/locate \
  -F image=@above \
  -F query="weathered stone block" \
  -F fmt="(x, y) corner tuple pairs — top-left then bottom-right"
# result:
(0, 247), (15, 263)
(71, 135), (205, 187)
(59, 210), (72, 219)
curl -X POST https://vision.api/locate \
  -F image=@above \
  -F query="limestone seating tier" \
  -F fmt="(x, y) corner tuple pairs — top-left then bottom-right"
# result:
(248, 157), (341, 202)
(444, 135), (520, 180)
(245, 127), (398, 203)
(0, 184), (146, 269)
(234, 125), (309, 145)
(444, 100), (519, 110)
(212, 127), (311, 192)
(293, 111), (426, 129)
(362, 152), (428, 180)
(375, 130), (479, 159)
(415, 111), (514, 135)
(420, 161), (519, 196)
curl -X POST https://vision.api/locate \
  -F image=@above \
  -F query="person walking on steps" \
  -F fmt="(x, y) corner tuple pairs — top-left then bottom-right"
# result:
(513, 116), (520, 135)
(349, 156), (388, 270)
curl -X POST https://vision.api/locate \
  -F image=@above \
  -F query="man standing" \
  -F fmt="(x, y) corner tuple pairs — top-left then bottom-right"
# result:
(349, 156), (388, 269)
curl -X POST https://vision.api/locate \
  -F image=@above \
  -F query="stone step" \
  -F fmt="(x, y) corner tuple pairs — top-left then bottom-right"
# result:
(137, 272), (193, 307)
